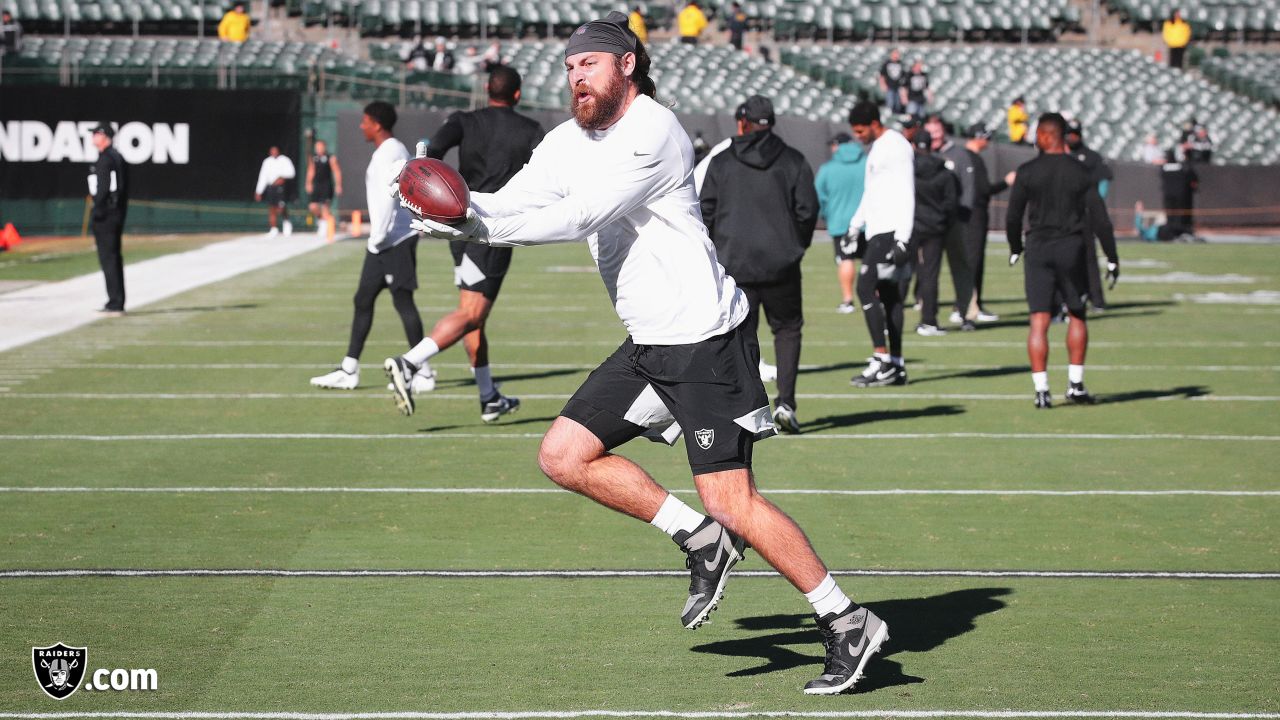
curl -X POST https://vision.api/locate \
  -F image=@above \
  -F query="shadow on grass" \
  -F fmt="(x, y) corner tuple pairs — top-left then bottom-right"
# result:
(908, 365), (1027, 384)
(123, 303), (260, 315)
(434, 368), (583, 388)
(804, 404), (965, 432)
(691, 587), (1012, 691)
(416, 414), (557, 433)
(1097, 385), (1209, 405)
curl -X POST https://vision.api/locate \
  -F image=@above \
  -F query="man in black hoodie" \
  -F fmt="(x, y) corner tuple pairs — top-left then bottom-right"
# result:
(700, 95), (818, 433)
(910, 128), (960, 338)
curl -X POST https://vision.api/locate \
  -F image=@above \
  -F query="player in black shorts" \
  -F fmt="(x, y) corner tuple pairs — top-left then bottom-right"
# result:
(384, 65), (545, 422)
(1005, 113), (1120, 408)
(306, 139), (343, 240)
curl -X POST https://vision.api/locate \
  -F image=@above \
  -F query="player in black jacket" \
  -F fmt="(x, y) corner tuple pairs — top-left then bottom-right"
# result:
(700, 94), (818, 433)
(911, 129), (960, 336)
(87, 122), (129, 315)
(1006, 113), (1119, 408)
(386, 65), (544, 421)
(1066, 119), (1114, 310)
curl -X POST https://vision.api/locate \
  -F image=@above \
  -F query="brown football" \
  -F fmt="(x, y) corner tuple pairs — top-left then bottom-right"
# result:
(397, 157), (470, 225)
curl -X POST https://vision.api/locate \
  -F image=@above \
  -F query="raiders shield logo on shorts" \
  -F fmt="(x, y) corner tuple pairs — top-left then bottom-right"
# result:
(695, 428), (714, 450)
(32, 643), (87, 700)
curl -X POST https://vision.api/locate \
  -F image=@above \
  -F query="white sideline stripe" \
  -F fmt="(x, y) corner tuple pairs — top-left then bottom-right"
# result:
(2, 392), (1277, 403)
(0, 707), (1274, 712)
(3, 433), (1277, 442)
(2, 487), (1276, 497)
(44, 363), (1280, 372)
(1, 569), (1275, 580)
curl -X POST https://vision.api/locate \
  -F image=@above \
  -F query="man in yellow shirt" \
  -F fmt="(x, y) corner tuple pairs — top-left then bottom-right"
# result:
(1007, 96), (1028, 144)
(1162, 9), (1191, 69)
(218, 2), (250, 42)
(678, 1), (707, 44)
(628, 5), (648, 43)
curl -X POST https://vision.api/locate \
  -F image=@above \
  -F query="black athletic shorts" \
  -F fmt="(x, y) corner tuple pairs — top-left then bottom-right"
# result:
(262, 184), (288, 208)
(1024, 238), (1088, 315)
(450, 240), (512, 301)
(560, 326), (776, 475)
(311, 182), (334, 204)
(359, 239), (418, 293)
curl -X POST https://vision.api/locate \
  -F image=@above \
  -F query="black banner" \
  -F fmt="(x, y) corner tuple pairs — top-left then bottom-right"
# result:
(0, 87), (300, 201)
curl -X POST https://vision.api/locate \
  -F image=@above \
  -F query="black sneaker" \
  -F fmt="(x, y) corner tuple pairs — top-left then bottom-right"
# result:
(383, 356), (419, 416)
(773, 403), (800, 434)
(958, 320), (977, 332)
(1034, 390), (1052, 409)
(891, 363), (908, 386)
(1066, 381), (1096, 404)
(803, 605), (890, 695)
(673, 517), (745, 629)
(480, 392), (520, 423)
(851, 357), (899, 388)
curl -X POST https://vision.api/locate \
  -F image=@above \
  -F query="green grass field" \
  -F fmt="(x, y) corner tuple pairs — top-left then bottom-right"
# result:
(1, 237), (1277, 717)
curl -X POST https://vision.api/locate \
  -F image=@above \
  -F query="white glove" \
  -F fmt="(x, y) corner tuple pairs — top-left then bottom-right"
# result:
(387, 158), (408, 200)
(1009, 252), (1021, 267)
(415, 140), (429, 159)
(411, 207), (490, 245)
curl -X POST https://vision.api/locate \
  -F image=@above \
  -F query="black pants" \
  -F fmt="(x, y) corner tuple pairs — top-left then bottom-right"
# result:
(346, 245), (424, 359)
(1169, 46), (1185, 69)
(739, 264), (804, 410)
(965, 208), (990, 310)
(915, 230), (947, 327)
(92, 211), (126, 311)
(857, 234), (912, 357)
(1164, 194), (1195, 236)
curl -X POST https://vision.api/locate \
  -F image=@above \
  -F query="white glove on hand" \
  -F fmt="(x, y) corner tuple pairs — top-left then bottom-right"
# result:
(415, 140), (429, 159)
(411, 208), (490, 245)
(387, 158), (408, 200)
(1009, 253), (1021, 267)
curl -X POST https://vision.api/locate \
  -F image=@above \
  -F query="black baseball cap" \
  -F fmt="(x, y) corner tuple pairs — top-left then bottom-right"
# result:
(1066, 118), (1083, 137)
(911, 129), (933, 151)
(965, 123), (991, 139)
(91, 122), (115, 138)
(735, 95), (775, 127)
(830, 132), (853, 145)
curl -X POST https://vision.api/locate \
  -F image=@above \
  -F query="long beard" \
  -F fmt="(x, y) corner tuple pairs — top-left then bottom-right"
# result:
(570, 66), (626, 131)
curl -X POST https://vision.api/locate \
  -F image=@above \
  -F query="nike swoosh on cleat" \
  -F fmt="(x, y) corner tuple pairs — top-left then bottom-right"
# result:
(703, 536), (726, 573)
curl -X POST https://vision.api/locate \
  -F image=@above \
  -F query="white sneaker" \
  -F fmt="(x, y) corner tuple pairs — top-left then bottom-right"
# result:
(948, 310), (964, 325)
(759, 359), (778, 383)
(977, 309), (1000, 322)
(316, 219), (328, 238)
(267, 227), (279, 237)
(916, 323), (947, 337)
(282, 220), (293, 236)
(311, 367), (358, 389)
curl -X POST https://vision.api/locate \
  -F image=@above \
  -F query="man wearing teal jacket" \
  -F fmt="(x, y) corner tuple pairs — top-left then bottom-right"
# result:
(815, 133), (867, 313)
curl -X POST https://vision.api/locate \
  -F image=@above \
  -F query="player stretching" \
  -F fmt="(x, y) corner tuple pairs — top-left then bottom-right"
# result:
(384, 65), (544, 422)
(1005, 112), (1119, 408)
(408, 13), (888, 694)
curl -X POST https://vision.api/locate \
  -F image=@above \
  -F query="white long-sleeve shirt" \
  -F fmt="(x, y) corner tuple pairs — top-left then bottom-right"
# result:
(849, 129), (915, 243)
(254, 155), (296, 195)
(470, 94), (747, 345)
(365, 137), (415, 254)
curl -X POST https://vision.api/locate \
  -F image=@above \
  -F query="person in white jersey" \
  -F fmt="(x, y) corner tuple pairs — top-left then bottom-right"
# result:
(310, 102), (435, 392)
(403, 12), (889, 695)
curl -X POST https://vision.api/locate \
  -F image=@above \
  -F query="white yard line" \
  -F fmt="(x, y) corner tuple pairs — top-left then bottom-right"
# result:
(2, 392), (1275, 402)
(45, 339), (1280, 349)
(40, 363), (1280, 372)
(1, 487), (1274, 497)
(2, 433), (1276, 442)
(1, 570), (1275, 580)
(2, 707), (1280, 712)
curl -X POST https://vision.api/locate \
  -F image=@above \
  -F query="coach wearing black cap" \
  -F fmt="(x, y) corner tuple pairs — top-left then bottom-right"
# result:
(87, 122), (129, 315)
(699, 94), (818, 433)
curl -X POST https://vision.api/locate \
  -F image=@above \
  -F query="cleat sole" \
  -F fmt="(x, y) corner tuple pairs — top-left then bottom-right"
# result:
(683, 546), (745, 630)
(383, 359), (415, 417)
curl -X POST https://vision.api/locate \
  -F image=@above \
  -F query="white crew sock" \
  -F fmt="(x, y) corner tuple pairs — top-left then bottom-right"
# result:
(1068, 364), (1085, 384)
(874, 351), (890, 363)
(805, 573), (853, 617)
(649, 494), (706, 538)
(403, 338), (440, 367)
(475, 365), (495, 399)
(890, 355), (904, 367)
(1032, 371), (1050, 392)
(340, 356), (359, 374)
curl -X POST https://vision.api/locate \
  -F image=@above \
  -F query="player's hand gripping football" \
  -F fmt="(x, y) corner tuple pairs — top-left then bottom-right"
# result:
(411, 208), (490, 245)
(1106, 260), (1120, 289)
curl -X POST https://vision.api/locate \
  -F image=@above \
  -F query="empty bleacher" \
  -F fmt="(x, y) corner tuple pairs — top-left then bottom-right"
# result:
(1201, 50), (1280, 106)
(1104, 0), (1280, 40)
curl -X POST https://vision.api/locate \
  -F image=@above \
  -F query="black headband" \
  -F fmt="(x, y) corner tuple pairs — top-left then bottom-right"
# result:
(565, 11), (637, 59)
